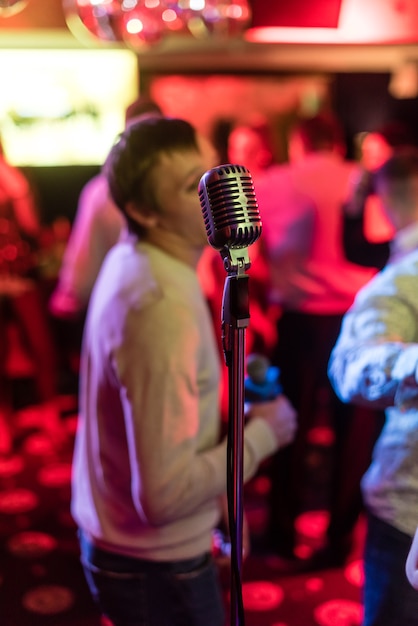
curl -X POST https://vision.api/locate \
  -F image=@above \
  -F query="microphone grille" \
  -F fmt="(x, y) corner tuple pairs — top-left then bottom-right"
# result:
(198, 164), (262, 250)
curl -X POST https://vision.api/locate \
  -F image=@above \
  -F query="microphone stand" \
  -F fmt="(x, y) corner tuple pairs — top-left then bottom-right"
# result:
(220, 246), (251, 626)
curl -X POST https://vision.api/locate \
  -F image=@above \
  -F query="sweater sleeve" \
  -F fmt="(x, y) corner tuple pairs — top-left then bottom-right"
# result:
(113, 295), (279, 527)
(328, 268), (418, 410)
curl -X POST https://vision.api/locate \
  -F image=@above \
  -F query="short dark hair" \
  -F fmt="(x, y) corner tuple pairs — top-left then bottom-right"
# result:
(291, 113), (344, 153)
(103, 116), (198, 236)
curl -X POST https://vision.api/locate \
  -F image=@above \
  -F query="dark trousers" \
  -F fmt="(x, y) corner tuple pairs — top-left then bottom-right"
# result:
(363, 514), (418, 626)
(268, 310), (385, 554)
(79, 531), (226, 626)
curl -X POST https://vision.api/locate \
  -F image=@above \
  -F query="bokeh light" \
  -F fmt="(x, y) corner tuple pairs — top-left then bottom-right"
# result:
(63, 0), (251, 49)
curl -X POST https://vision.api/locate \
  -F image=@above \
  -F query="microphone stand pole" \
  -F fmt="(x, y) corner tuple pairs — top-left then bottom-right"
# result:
(220, 247), (251, 626)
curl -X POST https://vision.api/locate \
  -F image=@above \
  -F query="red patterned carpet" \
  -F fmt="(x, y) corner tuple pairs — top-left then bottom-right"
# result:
(0, 394), (365, 626)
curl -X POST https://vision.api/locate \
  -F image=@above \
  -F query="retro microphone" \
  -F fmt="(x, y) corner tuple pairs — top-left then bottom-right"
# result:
(199, 164), (263, 626)
(198, 163), (262, 270)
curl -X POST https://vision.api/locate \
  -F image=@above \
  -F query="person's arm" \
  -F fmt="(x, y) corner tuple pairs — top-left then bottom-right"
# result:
(50, 176), (123, 318)
(342, 168), (390, 269)
(117, 297), (296, 526)
(328, 272), (418, 409)
(261, 188), (315, 307)
(406, 527), (418, 590)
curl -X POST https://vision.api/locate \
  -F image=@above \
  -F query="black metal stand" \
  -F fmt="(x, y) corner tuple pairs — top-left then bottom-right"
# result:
(220, 248), (251, 626)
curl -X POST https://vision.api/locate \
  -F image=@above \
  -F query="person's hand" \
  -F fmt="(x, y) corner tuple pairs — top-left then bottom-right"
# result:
(246, 395), (297, 449)
(406, 526), (418, 590)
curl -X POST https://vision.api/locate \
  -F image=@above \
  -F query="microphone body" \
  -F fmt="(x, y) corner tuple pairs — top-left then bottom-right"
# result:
(198, 164), (262, 254)
(245, 354), (282, 403)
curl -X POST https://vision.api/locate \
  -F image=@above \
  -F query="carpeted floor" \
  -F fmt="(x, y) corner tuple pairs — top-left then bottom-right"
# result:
(0, 384), (366, 626)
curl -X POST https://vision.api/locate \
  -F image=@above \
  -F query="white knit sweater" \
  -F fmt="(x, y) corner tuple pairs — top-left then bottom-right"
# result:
(71, 239), (278, 561)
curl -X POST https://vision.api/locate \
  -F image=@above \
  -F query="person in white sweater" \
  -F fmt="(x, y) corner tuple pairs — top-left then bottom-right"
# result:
(71, 115), (297, 626)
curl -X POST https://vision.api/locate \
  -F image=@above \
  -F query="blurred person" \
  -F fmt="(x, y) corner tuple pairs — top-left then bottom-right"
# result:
(342, 120), (412, 270)
(71, 116), (297, 626)
(49, 96), (163, 394)
(407, 527), (418, 591)
(49, 96), (162, 322)
(258, 113), (385, 566)
(0, 145), (61, 454)
(328, 147), (418, 625)
(200, 120), (278, 356)
(227, 121), (275, 175)
(209, 117), (234, 166)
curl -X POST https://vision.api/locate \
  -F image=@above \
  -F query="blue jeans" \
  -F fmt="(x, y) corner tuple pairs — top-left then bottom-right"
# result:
(363, 513), (418, 626)
(79, 531), (225, 626)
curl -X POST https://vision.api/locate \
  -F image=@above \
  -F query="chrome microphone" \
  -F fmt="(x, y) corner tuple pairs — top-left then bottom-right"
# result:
(198, 164), (262, 257)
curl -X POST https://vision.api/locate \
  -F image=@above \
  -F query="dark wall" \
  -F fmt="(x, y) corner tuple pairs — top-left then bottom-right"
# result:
(23, 165), (100, 225)
(332, 72), (418, 158)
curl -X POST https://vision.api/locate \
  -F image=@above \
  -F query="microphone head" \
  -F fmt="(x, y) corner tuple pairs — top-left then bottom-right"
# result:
(198, 163), (262, 250)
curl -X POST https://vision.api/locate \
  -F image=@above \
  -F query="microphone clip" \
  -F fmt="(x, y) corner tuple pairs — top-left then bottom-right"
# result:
(221, 272), (250, 366)
(220, 246), (251, 275)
